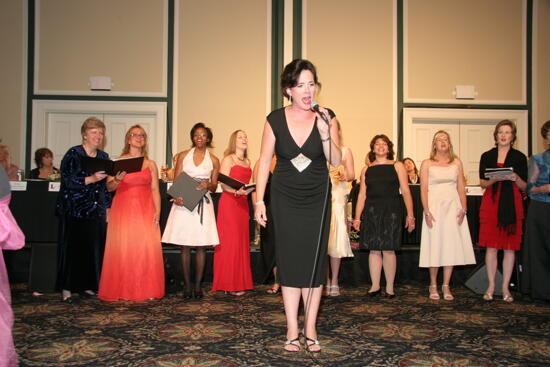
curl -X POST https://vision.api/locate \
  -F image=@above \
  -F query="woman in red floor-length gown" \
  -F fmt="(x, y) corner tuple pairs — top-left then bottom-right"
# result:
(212, 130), (253, 295)
(99, 125), (164, 301)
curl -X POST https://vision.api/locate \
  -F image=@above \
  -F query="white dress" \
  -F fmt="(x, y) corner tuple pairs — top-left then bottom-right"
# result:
(327, 147), (354, 258)
(419, 164), (475, 267)
(161, 148), (219, 247)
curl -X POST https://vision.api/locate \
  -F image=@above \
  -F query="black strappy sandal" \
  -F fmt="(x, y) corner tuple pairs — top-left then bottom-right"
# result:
(283, 336), (301, 352)
(303, 335), (321, 353)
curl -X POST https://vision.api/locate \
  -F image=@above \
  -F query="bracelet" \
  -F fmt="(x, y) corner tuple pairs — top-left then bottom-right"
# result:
(321, 136), (331, 142)
(255, 201), (265, 206)
(407, 216), (415, 220)
(424, 212), (431, 217)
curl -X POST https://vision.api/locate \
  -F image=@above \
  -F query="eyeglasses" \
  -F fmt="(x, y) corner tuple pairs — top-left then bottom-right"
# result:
(130, 133), (145, 138)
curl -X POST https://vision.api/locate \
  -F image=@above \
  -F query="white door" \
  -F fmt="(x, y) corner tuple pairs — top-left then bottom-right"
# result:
(458, 121), (497, 185)
(404, 120), (460, 172)
(103, 114), (158, 159)
(47, 113), (103, 167)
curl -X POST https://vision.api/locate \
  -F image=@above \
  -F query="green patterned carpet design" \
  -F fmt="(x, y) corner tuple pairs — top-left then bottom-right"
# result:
(11, 283), (550, 366)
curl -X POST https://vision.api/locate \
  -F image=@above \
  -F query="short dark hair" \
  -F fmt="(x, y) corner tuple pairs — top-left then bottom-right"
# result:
(541, 120), (550, 140)
(493, 120), (517, 146)
(190, 122), (213, 148)
(368, 134), (394, 163)
(280, 59), (320, 99)
(34, 147), (53, 168)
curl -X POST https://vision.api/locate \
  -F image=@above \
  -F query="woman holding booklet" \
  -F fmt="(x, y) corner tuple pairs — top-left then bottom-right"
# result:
(478, 120), (527, 302)
(211, 130), (254, 296)
(98, 125), (165, 301)
(162, 123), (220, 299)
(56, 117), (125, 303)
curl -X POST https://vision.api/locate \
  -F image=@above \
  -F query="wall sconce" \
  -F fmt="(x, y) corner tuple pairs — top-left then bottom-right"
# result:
(453, 85), (476, 99)
(89, 76), (112, 91)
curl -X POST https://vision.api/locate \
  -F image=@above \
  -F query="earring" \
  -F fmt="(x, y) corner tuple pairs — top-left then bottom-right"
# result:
(289, 95), (292, 103)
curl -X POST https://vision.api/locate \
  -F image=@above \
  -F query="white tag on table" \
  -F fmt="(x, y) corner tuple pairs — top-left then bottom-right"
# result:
(48, 182), (61, 192)
(9, 181), (28, 191)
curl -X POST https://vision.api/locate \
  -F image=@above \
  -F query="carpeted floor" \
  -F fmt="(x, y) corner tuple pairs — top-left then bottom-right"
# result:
(11, 282), (550, 367)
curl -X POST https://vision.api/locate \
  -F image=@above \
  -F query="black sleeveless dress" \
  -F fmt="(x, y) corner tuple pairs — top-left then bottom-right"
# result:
(267, 107), (334, 287)
(359, 164), (403, 251)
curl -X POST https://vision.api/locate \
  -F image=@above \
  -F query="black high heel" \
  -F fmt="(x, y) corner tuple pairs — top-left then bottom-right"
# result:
(367, 289), (382, 297)
(194, 288), (203, 299)
(62, 296), (74, 304)
(183, 289), (193, 299)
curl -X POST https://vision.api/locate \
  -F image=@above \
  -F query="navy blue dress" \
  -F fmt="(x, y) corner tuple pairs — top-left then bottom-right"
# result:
(56, 145), (112, 292)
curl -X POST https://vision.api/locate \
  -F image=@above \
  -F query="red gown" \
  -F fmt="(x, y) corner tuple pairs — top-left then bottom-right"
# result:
(211, 165), (253, 292)
(99, 168), (165, 301)
(478, 164), (524, 250)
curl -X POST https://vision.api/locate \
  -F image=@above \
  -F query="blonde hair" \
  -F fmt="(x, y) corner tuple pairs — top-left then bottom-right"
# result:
(224, 130), (248, 158)
(81, 117), (106, 148)
(430, 130), (456, 163)
(121, 125), (148, 158)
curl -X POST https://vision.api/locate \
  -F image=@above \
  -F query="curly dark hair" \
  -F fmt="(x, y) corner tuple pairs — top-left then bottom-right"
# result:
(541, 120), (550, 140)
(190, 122), (213, 148)
(368, 134), (395, 163)
(280, 59), (320, 99)
(34, 147), (54, 168)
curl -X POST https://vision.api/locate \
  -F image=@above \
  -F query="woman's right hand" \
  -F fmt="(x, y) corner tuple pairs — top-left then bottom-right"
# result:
(170, 197), (184, 206)
(254, 203), (267, 227)
(352, 219), (361, 231)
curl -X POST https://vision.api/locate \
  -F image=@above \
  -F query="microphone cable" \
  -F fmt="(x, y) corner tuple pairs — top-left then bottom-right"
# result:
(302, 113), (333, 366)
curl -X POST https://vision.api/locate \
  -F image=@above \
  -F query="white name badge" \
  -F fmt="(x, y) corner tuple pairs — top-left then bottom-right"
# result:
(9, 181), (28, 191)
(48, 182), (61, 192)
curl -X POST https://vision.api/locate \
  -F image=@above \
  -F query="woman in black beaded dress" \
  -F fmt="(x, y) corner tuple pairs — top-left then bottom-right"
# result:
(353, 135), (414, 298)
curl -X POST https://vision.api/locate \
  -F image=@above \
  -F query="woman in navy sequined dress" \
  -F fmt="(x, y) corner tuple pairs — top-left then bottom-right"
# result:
(56, 117), (125, 302)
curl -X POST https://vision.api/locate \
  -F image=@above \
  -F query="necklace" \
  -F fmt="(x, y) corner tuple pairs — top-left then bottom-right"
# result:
(235, 154), (245, 161)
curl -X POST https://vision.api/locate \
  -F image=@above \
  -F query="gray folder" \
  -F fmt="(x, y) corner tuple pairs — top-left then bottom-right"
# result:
(167, 171), (207, 211)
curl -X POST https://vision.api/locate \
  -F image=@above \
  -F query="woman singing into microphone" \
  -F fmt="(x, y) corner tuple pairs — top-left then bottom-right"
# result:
(254, 59), (341, 352)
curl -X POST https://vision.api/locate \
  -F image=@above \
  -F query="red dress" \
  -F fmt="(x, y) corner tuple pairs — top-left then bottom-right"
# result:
(478, 164), (524, 250)
(99, 168), (165, 301)
(211, 165), (253, 292)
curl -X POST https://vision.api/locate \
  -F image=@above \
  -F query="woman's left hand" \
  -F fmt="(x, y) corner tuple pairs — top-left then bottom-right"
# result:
(456, 208), (466, 225)
(405, 216), (415, 233)
(314, 106), (331, 138)
(234, 187), (248, 197)
(196, 181), (209, 190)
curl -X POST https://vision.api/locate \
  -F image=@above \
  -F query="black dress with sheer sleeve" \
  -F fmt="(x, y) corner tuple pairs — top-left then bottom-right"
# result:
(266, 107), (334, 287)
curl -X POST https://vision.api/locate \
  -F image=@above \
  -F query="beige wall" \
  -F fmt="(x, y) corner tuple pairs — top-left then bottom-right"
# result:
(534, 0), (550, 153)
(406, 0), (524, 103)
(0, 0), (25, 167)
(1, 0), (548, 170)
(305, 0), (394, 174)
(37, 0), (165, 94)
(176, 0), (269, 162)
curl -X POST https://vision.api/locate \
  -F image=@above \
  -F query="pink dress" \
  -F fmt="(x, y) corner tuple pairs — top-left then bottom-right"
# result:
(1, 193), (25, 367)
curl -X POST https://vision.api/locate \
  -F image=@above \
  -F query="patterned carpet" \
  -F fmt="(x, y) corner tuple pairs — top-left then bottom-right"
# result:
(11, 282), (550, 367)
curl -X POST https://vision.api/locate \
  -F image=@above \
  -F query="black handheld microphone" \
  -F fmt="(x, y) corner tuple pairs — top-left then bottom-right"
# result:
(311, 101), (329, 124)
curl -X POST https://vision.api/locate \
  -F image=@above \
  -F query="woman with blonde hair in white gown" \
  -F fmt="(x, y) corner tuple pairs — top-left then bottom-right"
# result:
(419, 130), (476, 301)
(325, 124), (355, 297)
